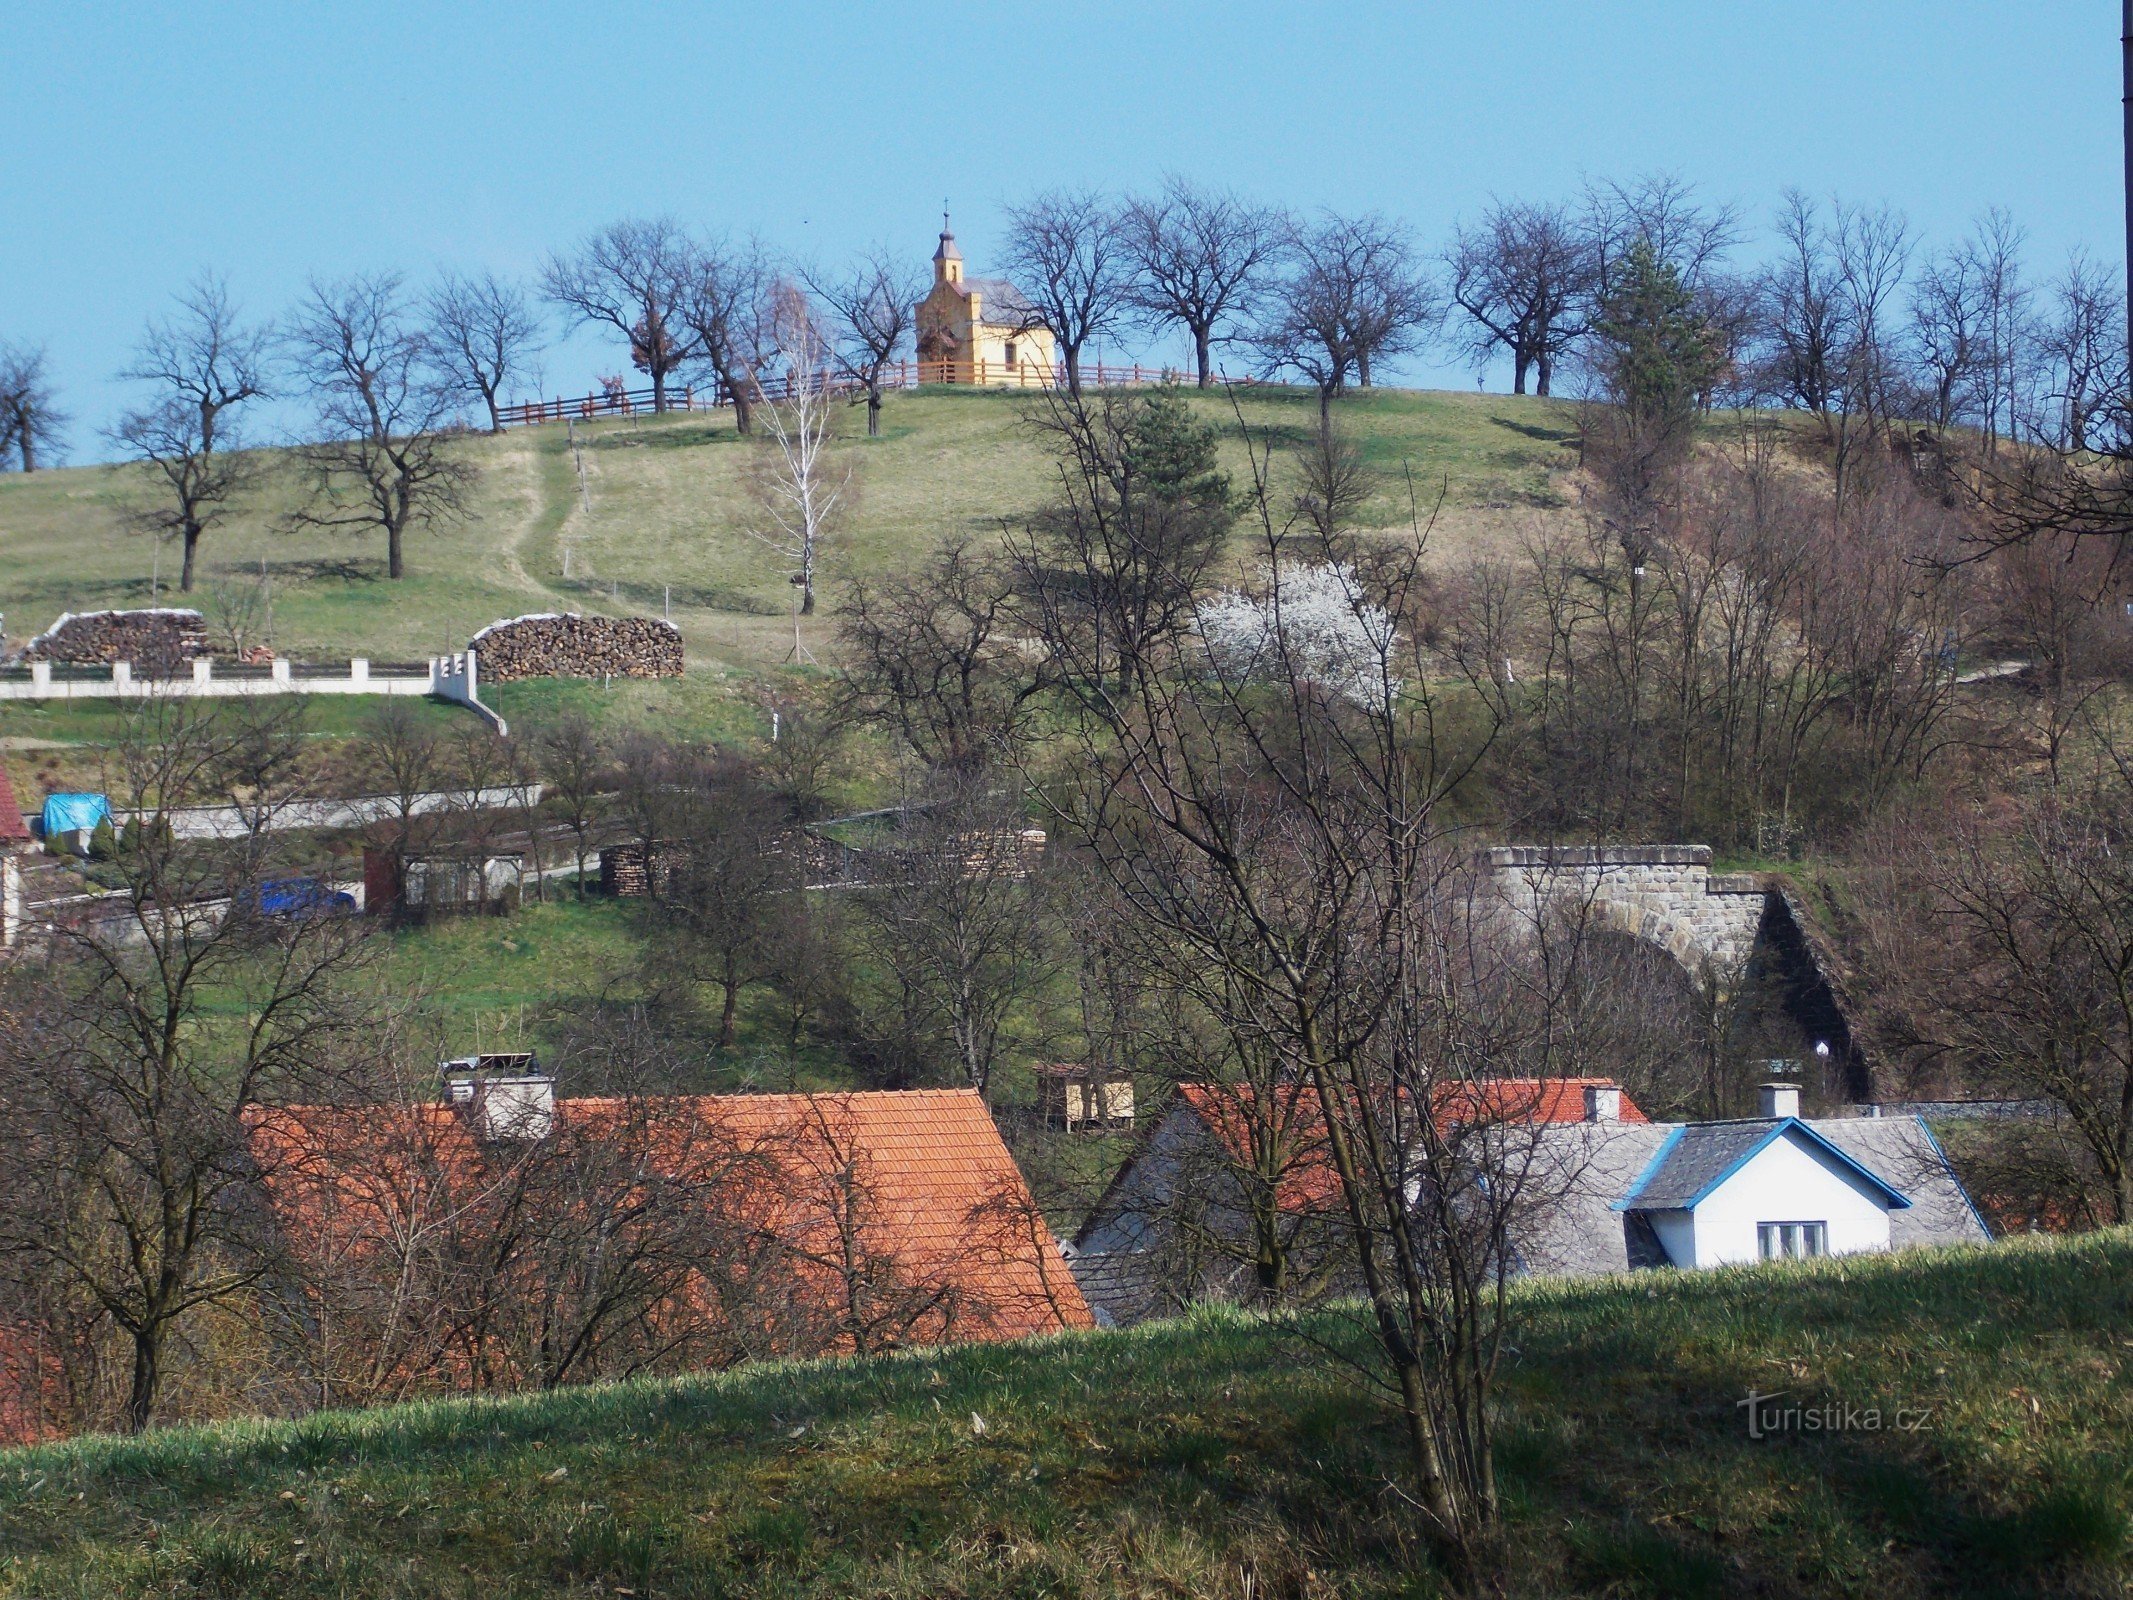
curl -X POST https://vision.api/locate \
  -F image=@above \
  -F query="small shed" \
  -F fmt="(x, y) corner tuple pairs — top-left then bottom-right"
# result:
(364, 846), (523, 921)
(39, 793), (111, 852)
(1035, 1063), (1134, 1131)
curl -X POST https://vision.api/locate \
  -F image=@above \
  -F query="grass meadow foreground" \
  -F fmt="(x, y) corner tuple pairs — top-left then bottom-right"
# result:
(2, 1230), (2128, 1598)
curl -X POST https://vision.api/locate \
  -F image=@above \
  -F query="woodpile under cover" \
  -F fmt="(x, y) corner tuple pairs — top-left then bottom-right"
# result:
(470, 613), (683, 681)
(23, 609), (208, 670)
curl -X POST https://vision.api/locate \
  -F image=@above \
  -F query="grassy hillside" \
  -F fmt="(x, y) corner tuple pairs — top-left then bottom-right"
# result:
(0, 386), (1580, 681)
(4, 1230), (2128, 1598)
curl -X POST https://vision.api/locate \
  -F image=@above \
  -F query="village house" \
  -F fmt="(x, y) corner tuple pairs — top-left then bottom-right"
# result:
(243, 1074), (1089, 1393)
(914, 218), (1055, 386)
(1069, 1079), (1988, 1325)
(0, 1075), (1088, 1445)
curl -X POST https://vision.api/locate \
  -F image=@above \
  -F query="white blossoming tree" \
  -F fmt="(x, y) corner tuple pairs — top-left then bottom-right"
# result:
(1197, 560), (1399, 709)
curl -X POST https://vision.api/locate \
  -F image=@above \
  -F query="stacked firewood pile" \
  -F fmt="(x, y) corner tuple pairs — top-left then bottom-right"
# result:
(470, 613), (683, 681)
(599, 841), (692, 898)
(22, 609), (207, 671)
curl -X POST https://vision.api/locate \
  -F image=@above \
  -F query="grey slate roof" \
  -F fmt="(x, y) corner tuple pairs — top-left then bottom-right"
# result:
(1619, 1122), (1771, 1209)
(1813, 1118), (1991, 1249)
(1511, 1122), (1674, 1277)
(957, 277), (1041, 325)
(1509, 1115), (1988, 1277)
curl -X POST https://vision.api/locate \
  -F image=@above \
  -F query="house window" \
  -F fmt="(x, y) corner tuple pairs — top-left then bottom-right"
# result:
(1004, 341), (1019, 369)
(1757, 1221), (1828, 1260)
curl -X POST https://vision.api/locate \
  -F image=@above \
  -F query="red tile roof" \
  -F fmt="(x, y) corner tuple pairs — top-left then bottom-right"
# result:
(0, 766), (28, 844)
(1169, 1078), (1649, 1216)
(243, 1088), (1088, 1392)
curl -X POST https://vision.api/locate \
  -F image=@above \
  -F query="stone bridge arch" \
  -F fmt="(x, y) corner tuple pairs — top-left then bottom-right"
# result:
(1482, 846), (1768, 988)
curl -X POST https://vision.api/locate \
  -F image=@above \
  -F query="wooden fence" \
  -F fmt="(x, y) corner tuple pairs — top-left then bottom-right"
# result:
(497, 360), (1227, 429)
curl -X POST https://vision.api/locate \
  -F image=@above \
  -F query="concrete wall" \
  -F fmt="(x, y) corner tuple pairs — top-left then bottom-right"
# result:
(0, 657), (438, 703)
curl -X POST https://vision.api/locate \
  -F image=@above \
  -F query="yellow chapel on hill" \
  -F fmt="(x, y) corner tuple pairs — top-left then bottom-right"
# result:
(915, 220), (1056, 387)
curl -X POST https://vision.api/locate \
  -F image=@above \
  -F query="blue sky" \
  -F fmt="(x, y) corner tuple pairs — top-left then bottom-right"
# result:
(1, 1), (2121, 459)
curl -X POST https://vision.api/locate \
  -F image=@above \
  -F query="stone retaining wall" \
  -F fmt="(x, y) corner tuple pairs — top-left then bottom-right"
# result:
(1484, 844), (1768, 978)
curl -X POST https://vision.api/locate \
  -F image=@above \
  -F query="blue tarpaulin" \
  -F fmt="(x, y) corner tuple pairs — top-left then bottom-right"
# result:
(41, 792), (111, 839)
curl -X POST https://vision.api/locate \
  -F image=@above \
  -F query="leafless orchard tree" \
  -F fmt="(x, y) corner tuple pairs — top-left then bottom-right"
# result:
(635, 747), (800, 1047)
(1011, 388), (1595, 1578)
(802, 247), (926, 437)
(1755, 192), (1912, 507)
(1256, 211), (1442, 422)
(1445, 199), (1594, 396)
(1581, 173), (1742, 301)
(2035, 250), (2127, 453)
(846, 779), (1055, 1098)
(536, 712), (611, 895)
(743, 287), (849, 622)
(542, 217), (699, 413)
(1947, 208), (2035, 455)
(679, 237), (772, 435)
(109, 275), (270, 592)
(0, 702), (375, 1434)
(283, 273), (475, 581)
(1123, 177), (1284, 388)
(426, 269), (544, 432)
(0, 341), (68, 472)
(837, 534), (1041, 772)
(1001, 188), (1133, 398)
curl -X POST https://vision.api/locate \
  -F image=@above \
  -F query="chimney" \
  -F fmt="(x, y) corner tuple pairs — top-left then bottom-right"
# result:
(1758, 1082), (1801, 1120)
(442, 1052), (556, 1143)
(1583, 1082), (1622, 1122)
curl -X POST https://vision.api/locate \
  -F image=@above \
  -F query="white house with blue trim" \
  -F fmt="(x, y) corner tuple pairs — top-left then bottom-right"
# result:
(1613, 1087), (1918, 1268)
(1510, 1081), (1991, 1279)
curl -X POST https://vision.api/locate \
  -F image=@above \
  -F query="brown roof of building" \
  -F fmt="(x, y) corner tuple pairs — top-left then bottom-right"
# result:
(0, 766), (29, 844)
(244, 1088), (1088, 1366)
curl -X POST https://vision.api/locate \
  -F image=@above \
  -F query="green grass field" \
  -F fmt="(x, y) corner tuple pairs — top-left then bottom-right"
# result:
(3, 1229), (2127, 1598)
(0, 386), (1581, 682)
(0, 384), (1587, 803)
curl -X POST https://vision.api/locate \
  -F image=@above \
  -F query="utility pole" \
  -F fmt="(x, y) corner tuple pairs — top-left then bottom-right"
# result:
(2124, 0), (2132, 377)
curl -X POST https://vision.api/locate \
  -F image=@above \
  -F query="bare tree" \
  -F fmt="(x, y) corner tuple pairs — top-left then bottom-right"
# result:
(536, 713), (610, 895)
(1909, 240), (1987, 431)
(643, 751), (798, 1048)
(0, 342), (68, 472)
(426, 270), (543, 432)
(0, 702), (373, 1433)
(679, 237), (772, 435)
(1013, 393), (1585, 1577)
(109, 276), (269, 592)
(283, 273), (475, 580)
(1446, 199), (1594, 396)
(2036, 250), (2127, 452)
(743, 286), (849, 622)
(1958, 208), (2035, 455)
(1123, 178), (1283, 388)
(1256, 211), (1441, 422)
(543, 218), (698, 413)
(847, 780), (1054, 1097)
(1000, 189), (1132, 398)
(1754, 192), (1911, 506)
(802, 247), (925, 437)
(837, 534), (1039, 771)
(1581, 173), (1742, 300)
(1935, 764), (2133, 1223)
